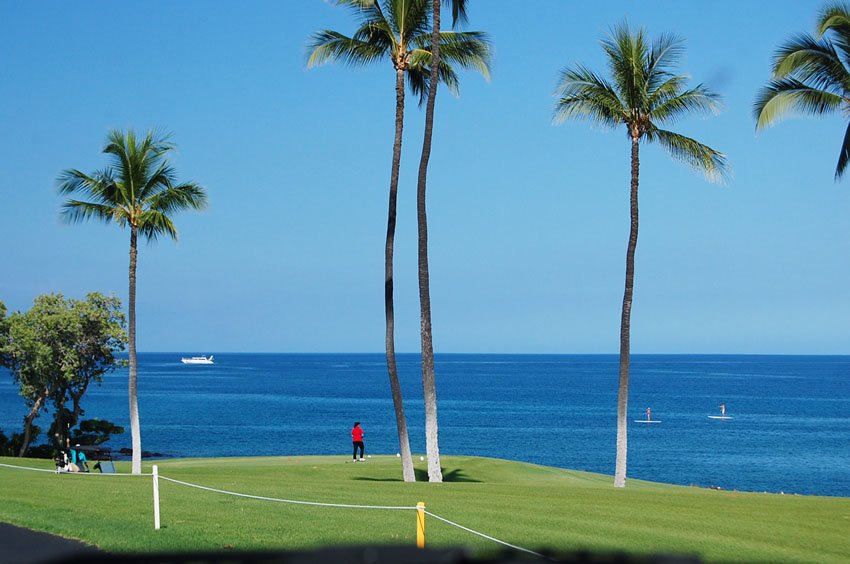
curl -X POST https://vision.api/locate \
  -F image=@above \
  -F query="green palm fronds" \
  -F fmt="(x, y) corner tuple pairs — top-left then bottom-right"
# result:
(755, 2), (850, 179)
(307, 0), (489, 105)
(555, 21), (727, 181)
(647, 128), (729, 182)
(58, 129), (207, 241)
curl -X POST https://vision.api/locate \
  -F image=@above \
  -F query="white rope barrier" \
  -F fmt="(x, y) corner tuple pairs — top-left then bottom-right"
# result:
(424, 510), (543, 557)
(158, 475), (419, 511)
(0, 462), (59, 473)
(157, 474), (543, 555)
(0, 461), (150, 476)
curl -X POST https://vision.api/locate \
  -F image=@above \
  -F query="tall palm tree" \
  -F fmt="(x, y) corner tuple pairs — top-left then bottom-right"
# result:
(308, 0), (489, 483)
(416, 0), (485, 483)
(554, 23), (728, 488)
(754, 2), (850, 179)
(58, 129), (207, 475)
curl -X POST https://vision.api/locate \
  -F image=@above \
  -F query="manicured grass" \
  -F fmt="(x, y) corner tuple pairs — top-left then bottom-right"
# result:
(1, 455), (848, 562)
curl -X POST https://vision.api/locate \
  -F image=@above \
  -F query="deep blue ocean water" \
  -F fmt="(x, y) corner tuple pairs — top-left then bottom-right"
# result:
(1, 354), (848, 497)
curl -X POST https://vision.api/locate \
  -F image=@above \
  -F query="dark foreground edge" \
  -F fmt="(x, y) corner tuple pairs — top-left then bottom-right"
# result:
(0, 522), (102, 564)
(0, 523), (700, 564)
(55, 546), (699, 563)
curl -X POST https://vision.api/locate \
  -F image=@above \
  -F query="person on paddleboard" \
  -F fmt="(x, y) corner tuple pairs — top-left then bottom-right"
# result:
(720, 403), (726, 416)
(351, 422), (365, 462)
(646, 407), (651, 421)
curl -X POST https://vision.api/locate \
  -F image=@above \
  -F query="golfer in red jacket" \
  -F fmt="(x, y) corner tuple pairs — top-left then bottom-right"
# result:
(351, 422), (365, 461)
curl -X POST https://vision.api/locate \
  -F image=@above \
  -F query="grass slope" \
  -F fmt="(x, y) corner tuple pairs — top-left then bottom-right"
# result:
(1, 455), (848, 562)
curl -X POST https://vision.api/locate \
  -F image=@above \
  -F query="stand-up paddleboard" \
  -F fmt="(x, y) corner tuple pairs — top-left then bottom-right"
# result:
(710, 403), (730, 420)
(634, 420), (661, 423)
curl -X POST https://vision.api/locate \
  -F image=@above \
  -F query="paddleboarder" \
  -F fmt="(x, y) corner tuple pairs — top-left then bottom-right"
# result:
(351, 422), (365, 462)
(720, 403), (726, 416)
(646, 407), (652, 422)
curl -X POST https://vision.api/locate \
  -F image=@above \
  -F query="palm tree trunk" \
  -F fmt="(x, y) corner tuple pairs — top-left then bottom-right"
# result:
(129, 228), (142, 475)
(416, 0), (443, 483)
(387, 67), (416, 483)
(614, 137), (640, 488)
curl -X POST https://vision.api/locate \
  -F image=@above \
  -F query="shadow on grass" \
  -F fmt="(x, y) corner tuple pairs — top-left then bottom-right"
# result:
(354, 467), (481, 483)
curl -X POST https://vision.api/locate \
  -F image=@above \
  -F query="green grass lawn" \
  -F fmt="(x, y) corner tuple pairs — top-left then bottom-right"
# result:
(1, 454), (848, 562)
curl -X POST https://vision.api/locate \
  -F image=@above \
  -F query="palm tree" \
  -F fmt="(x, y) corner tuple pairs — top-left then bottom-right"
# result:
(416, 0), (486, 483)
(554, 23), (728, 488)
(755, 2), (850, 179)
(58, 129), (207, 475)
(308, 0), (489, 483)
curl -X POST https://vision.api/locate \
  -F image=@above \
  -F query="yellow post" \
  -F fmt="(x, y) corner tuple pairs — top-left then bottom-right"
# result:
(416, 501), (426, 548)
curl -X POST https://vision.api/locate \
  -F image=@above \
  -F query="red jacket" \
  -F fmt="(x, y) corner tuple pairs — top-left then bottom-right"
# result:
(351, 426), (364, 442)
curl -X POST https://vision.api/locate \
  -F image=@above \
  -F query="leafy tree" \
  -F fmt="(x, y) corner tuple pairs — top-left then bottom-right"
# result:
(308, 0), (489, 482)
(57, 130), (207, 474)
(754, 2), (850, 179)
(0, 293), (127, 456)
(71, 419), (126, 446)
(554, 23), (728, 487)
(0, 428), (31, 457)
(415, 0), (487, 483)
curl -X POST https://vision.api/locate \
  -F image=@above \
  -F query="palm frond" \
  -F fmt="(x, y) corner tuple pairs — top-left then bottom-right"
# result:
(336, 0), (387, 28)
(834, 120), (850, 179)
(147, 183), (208, 215)
(754, 78), (844, 129)
(103, 132), (133, 201)
(407, 66), (430, 105)
(61, 200), (129, 227)
(818, 2), (850, 33)
(307, 31), (386, 68)
(647, 127), (729, 183)
(57, 168), (104, 196)
(646, 33), (684, 93)
(602, 22), (649, 110)
(436, 60), (460, 97)
(553, 65), (625, 127)
(650, 83), (722, 124)
(647, 32), (684, 75)
(772, 34), (850, 94)
(136, 210), (178, 242)
(352, 19), (395, 52)
(412, 30), (491, 80)
(443, 0), (468, 28)
(388, 0), (431, 44)
(818, 3), (850, 66)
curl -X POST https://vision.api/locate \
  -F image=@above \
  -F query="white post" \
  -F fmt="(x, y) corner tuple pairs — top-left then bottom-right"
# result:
(152, 464), (161, 530)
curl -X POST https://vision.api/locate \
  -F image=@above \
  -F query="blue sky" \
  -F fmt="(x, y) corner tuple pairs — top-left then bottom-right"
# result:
(1, 0), (848, 354)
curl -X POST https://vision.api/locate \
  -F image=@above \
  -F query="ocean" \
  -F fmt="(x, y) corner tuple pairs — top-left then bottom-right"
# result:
(1, 353), (848, 497)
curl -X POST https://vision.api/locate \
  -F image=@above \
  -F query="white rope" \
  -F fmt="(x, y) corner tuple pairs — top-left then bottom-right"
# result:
(158, 475), (418, 511)
(0, 462), (151, 476)
(424, 510), (543, 557)
(0, 462), (57, 473)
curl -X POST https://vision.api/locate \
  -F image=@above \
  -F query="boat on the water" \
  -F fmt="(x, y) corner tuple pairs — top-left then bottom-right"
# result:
(181, 355), (214, 365)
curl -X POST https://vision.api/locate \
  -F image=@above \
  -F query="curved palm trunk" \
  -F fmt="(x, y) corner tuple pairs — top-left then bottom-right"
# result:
(416, 0), (443, 483)
(614, 137), (640, 488)
(129, 228), (142, 475)
(387, 67), (416, 483)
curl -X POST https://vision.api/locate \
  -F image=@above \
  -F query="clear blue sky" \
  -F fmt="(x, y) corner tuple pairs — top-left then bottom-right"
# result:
(1, 1), (847, 354)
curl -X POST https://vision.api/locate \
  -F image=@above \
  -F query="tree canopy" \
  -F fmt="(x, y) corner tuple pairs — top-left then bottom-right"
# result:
(0, 293), (127, 456)
(754, 2), (850, 180)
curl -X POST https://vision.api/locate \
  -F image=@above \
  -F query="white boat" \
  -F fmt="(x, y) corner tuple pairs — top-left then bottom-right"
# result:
(181, 355), (214, 365)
